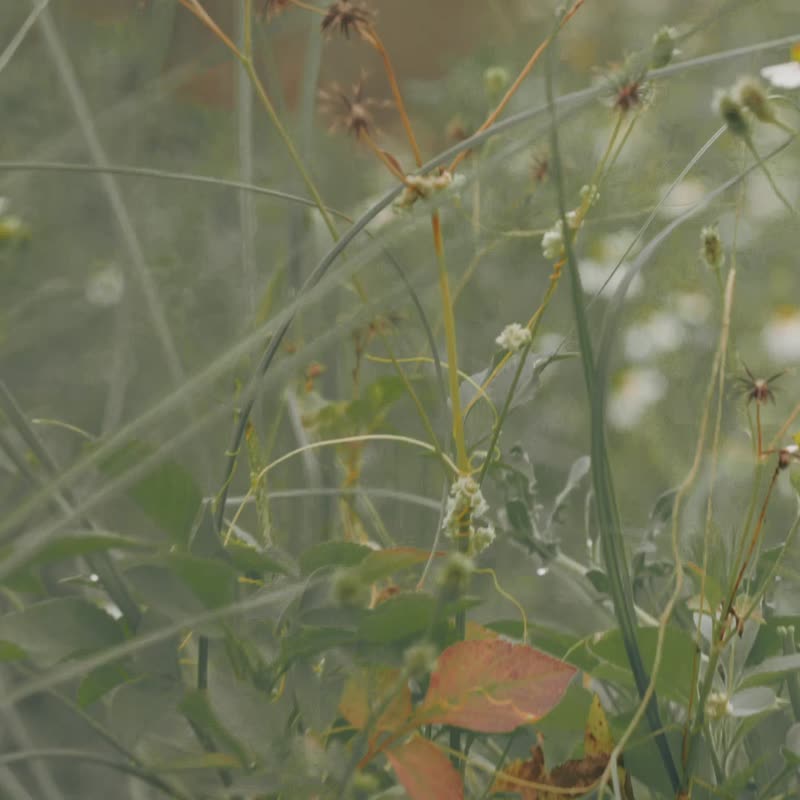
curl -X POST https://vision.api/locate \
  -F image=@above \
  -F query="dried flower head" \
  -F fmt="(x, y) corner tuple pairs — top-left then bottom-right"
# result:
(321, 0), (373, 39)
(734, 364), (783, 406)
(258, 0), (291, 21)
(602, 63), (650, 114)
(318, 75), (389, 138)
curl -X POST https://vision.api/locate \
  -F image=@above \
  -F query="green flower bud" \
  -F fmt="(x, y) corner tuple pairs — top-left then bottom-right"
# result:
(734, 76), (777, 124)
(331, 568), (369, 608)
(651, 26), (678, 69)
(484, 66), (510, 98)
(438, 553), (474, 597)
(404, 642), (438, 681)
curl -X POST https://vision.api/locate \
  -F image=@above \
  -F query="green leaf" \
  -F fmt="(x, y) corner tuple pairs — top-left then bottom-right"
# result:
(299, 542), (371, 575)
(587, 625), (696, 702)
(356, 547), (434, 584)
(180, 689), (250, 767)
(224, 539), (293, 577)
(77, 662), (133, 708)
(280, 626), (358, 667)
(0, 598), (124, 666)
(165, 554), (238, 609)
(783, 722), (800, 767)
(359, 594), (479, 645)
(740, 653), (800, 689)
(729, 686), (778, 717)
(0, 640), (27, 662)
(8, 532), (150, 574)
(99, 441), (202, 546)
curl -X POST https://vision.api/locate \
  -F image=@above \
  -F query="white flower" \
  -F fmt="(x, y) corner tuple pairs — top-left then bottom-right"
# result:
(705, 691), (733, 720)
(495, 322), (532, 353)
(624, 312), (686, 362)
(761, 44), (800, 89)
(86, 265), (125, 307)
(442, 476), (494, 554)
(541, 219), (564, 260)
(608, 368), (667, 430)
(577, 258), (643, 299)
(762, 308), (800, 363)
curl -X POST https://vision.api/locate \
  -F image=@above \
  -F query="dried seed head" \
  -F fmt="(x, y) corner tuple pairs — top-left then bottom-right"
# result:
(602, 63), (650, 114)
(321, 0), (373, 39)
(734, 364), (783, 406)
(258, 0), (291, 21)
(318, 75), (389, 138)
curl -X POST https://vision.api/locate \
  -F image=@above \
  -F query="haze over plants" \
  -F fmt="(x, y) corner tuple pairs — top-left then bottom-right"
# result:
(1, 1), (800, 798)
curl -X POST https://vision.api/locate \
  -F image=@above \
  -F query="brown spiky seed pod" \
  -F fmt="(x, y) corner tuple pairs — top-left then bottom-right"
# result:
(318, 75), (389, 138)
(321, 0), (373, 39)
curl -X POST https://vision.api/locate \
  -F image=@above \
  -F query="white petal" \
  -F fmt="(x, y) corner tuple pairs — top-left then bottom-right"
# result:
(760, 62), (800, 89)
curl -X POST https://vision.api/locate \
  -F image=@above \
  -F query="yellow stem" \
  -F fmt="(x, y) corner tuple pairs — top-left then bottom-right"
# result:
(449, 0), (586, 174)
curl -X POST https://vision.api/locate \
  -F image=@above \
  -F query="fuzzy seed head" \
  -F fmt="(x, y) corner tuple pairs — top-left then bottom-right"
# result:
(404, 642), (438, 680)
(700, 225), (725, 270)
(734, 76), (776, 124)
(713, 90), (750, 138)
(332, 568), (369, 608)
(438, 553), (474, 597)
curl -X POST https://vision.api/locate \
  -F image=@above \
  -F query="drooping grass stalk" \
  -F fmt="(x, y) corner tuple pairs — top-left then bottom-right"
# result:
(34, 4), (187, 390)
(544, 29), (681, 792)
(0, 0), (50, 75)
(0, 382), (141, 629)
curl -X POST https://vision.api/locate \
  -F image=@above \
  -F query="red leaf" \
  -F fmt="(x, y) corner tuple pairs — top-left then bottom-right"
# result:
(339, 666), (411, 732)
(420, 639), (576, 733)
(386, 736), (463, 800)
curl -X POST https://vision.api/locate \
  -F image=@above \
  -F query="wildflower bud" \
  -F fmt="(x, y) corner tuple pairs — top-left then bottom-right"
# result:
(579, 184), (600, 207)
(700, 225), (725, 270)
(484, 66), (511, 99)
(495, 322), (532, 353)
(650, 26), (678, 69)
(332, 568), (369, 608)
(438, 553), (474, 598)
(713, 91), (750, 139)
(734, 76), (777, 124)
(705, 691), (732, 720)
(404, 642), (438, 681)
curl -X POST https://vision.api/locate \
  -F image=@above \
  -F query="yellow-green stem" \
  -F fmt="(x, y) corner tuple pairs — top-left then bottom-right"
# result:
(432, 212), (468, 473)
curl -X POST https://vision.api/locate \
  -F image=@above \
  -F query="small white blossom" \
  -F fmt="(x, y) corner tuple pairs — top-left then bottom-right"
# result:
(472, 524), (496, 554)
(579, 184), (600, 206)
(705, 691), (733, 720)
(495, 322), (532, 353)
(566, 209), (581, 229)
(442, 476), (494, 555)
(541, 219), (564, 260)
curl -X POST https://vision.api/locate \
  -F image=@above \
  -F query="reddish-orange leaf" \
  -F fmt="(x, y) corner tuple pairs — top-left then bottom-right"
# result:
(386, 736), (464, 800)
(339, 666), (411, 732)
(420, 639), (576, 733)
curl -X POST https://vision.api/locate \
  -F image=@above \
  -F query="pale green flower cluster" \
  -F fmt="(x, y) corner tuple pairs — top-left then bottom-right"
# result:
(442, 476), (495, 555)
